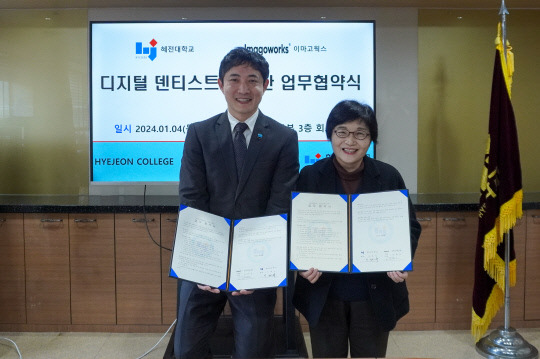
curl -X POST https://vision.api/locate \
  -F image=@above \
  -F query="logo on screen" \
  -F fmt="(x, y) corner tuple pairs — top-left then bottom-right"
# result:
(135, 39), (158, 61)
(303, 153), (323, 165)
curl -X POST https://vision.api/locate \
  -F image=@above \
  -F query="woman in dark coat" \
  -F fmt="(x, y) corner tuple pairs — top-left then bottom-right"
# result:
(292, 100), (422, 358)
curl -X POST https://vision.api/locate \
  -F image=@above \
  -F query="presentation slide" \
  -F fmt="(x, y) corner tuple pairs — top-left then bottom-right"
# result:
(91, 21), (375, 182)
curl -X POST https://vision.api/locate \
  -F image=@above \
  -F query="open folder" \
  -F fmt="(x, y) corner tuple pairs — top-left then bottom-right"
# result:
(290, 190), (413, 273)
(169, 205), (288, 291)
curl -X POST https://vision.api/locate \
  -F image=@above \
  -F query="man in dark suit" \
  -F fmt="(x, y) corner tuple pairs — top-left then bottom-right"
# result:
(173, 47), (299, 359)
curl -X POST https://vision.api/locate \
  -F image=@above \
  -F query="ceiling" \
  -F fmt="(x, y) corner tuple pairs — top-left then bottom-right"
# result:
(0, 0), (539, 9)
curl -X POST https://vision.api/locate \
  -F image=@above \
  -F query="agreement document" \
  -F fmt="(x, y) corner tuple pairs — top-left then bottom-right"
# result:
(169, 205), (288, 291)
(290, 190), (412, 273)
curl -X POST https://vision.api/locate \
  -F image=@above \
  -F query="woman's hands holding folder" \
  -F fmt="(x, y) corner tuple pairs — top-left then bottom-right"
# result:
(298, 269), (407, 284)
(299, 268), (322, 284)
(387, 271), (408, 283)
(231, 289), (254, 296)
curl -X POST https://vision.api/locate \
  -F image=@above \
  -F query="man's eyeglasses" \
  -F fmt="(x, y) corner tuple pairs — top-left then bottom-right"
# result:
(334, 129), (370, 141)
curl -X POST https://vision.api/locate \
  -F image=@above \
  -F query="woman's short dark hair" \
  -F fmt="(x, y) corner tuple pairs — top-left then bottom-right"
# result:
(219, 47), (270, 82)
(325, 100), (378, 144)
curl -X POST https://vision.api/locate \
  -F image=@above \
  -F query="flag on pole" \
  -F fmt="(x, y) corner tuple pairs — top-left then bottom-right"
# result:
(471, 23), (523, 342)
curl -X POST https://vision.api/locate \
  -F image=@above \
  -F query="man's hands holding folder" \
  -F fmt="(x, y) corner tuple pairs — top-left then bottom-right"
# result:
(197, 284), (254, 296)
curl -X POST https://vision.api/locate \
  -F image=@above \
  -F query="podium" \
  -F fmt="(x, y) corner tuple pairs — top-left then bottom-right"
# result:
(163, 271), (308, 358)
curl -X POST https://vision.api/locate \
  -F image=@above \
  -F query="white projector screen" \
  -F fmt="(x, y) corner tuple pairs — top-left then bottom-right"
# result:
(90, 21), (375, 184)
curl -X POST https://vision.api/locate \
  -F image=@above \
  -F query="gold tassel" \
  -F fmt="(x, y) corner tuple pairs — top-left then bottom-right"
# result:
(472, 284), (505, 342)
(496, 22), (514, 97)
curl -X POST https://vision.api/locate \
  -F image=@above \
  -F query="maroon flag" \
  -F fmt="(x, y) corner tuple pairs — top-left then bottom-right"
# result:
(471, 27), (523, 341)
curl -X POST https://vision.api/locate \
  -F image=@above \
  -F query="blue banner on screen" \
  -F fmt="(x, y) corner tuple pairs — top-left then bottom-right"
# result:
(91, 21), (375, 182)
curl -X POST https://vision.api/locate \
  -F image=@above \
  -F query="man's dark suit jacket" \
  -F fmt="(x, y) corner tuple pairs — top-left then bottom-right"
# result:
(179, 111), (299, 219)
(174, 111), (299, 358)
(292, 155), (422, 332)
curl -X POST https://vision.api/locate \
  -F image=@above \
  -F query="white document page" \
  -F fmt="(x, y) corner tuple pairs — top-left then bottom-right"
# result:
(228, 214), (288, 291)
(290, 192), (349, 272)
(170, 206), (230, 288)
(351, 190), (412, 272)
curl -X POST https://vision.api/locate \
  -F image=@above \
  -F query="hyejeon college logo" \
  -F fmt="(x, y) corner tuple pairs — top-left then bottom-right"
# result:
(135, 39), (158, 61)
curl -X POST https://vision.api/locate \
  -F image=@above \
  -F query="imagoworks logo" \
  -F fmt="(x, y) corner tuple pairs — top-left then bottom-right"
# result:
(244, 43), (290, 54)
(135, 39), (157, 61)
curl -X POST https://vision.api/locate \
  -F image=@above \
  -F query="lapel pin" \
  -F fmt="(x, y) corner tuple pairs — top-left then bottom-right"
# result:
(257, 133), (263, 140)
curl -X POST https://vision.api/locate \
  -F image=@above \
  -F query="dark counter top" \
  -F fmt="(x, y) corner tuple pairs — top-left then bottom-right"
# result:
(1, 192), (539, 213)
(0, 195), (179, 213)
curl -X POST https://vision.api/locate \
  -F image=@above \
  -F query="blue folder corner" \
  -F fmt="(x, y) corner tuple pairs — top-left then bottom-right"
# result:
(169, 268), (179, 278)
(218, 282), (228, 290)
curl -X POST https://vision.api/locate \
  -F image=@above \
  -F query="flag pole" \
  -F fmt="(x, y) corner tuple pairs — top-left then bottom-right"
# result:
(475, 2), (538, 357)
(500, 0), (509, 63)
(500, 0), (512, 334)
(504, 230), (511, 331)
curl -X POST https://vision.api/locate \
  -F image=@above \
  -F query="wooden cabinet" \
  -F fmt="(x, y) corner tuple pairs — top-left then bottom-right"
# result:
(1, 207), (539, 332)
(115, 213), (162, 325)
(161, 214), (178, 325)
(70, 213), (116, 325)
(0, 213), (25, 324)
(525, 209), (540, 320)
(398, 211), (437, 326)
(435, 211), (478, 326)
(24, 213), (71, 324)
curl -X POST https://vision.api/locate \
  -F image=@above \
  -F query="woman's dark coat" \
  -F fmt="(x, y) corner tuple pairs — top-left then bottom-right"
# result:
(292, 155), (422, 331)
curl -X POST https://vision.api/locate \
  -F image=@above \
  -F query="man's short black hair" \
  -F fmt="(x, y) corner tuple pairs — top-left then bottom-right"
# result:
(219, 47), (270, 82)
(325, 100), (378, 144)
